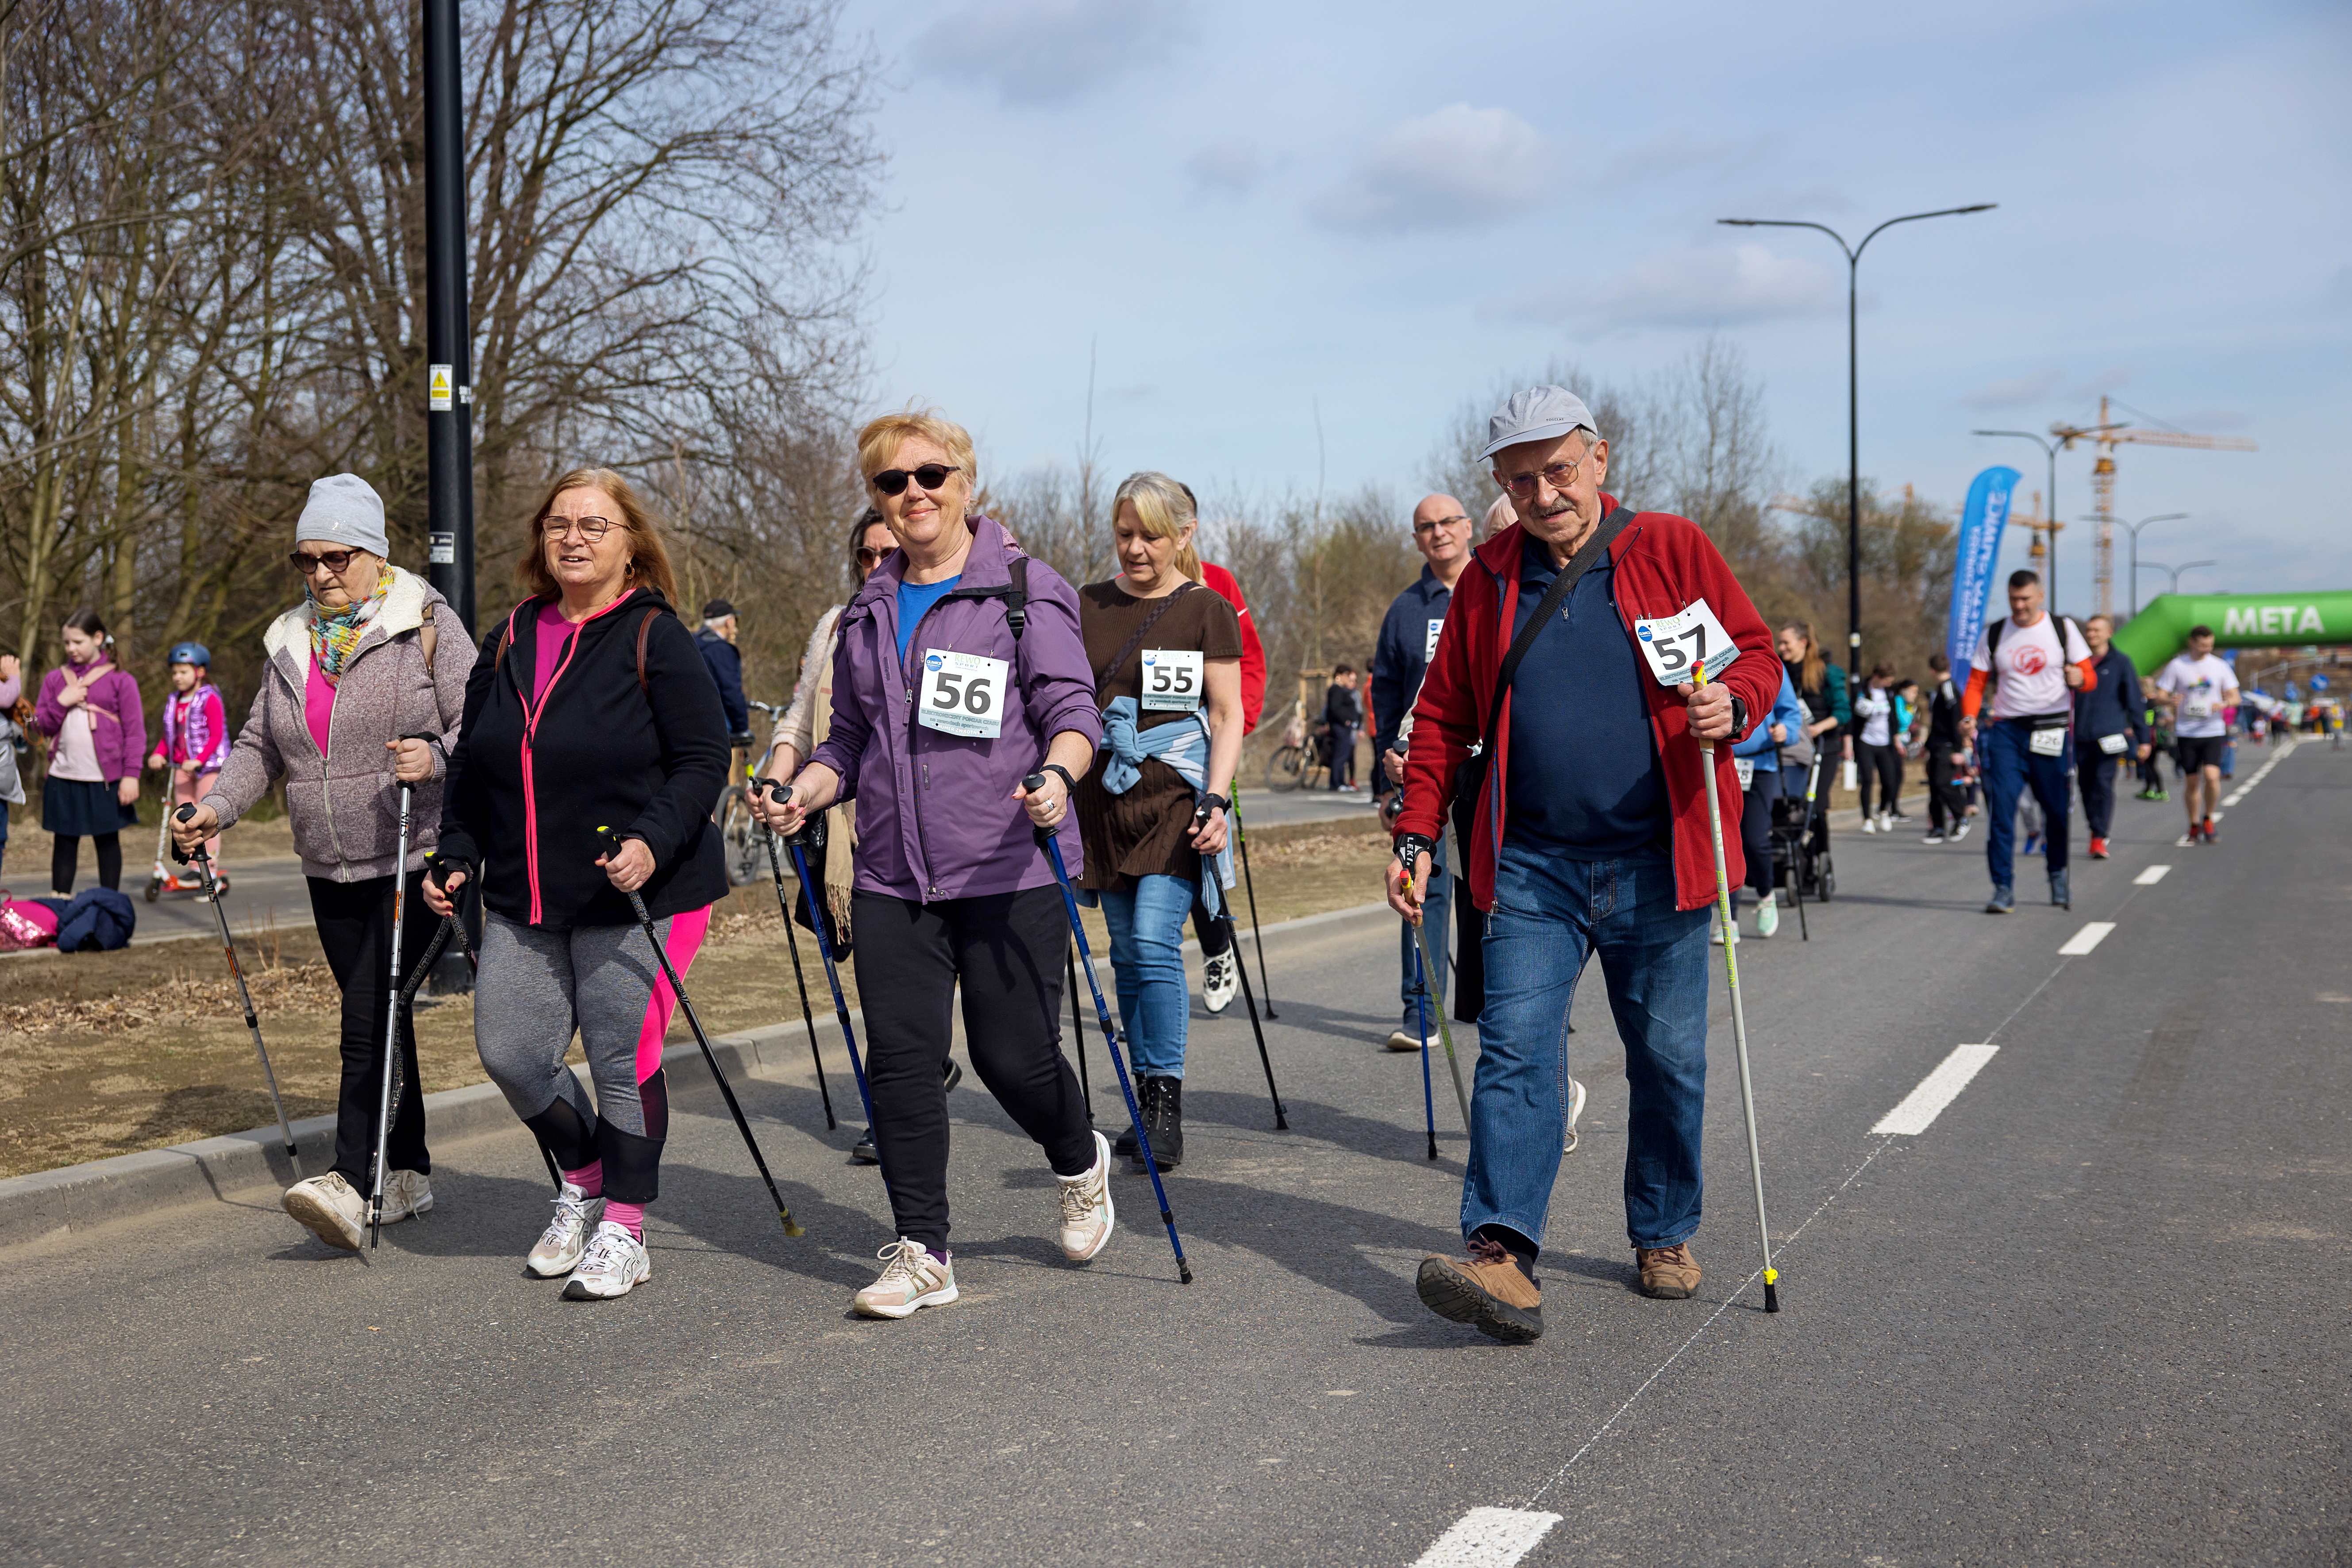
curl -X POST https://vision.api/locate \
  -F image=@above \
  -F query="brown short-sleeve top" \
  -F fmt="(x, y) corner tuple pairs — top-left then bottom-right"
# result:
(1073, 578), (1243, 891)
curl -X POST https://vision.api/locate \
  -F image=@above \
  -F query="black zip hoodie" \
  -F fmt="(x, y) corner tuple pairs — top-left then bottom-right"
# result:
(437, 587), (730, 929)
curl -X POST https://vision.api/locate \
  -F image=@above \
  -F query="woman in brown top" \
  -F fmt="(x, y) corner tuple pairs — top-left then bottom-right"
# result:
(1074, 471), (1243, 1170)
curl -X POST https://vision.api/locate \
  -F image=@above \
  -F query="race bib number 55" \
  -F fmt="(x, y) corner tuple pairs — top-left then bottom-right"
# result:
(1633, 599), (1738, 687)
(917, 648), (1009, 739)
(1140, 648), (1204, 712)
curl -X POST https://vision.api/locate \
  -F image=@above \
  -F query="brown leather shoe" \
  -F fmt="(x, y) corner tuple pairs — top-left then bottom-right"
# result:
(1417, 1237), (1543, 1342)
(1636, 1242), (1701, 1299)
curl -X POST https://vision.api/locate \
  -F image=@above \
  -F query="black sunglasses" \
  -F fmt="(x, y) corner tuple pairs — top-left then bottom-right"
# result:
(289, 548), (360, 576)
(869, 463), (960, 497)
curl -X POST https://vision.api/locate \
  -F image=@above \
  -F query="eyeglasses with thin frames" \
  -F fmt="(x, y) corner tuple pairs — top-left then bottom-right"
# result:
(1494, 451), (1593, 499)
(541, 515), (618, 542)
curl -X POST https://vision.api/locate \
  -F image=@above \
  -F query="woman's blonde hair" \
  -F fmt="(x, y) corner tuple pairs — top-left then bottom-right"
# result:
(516, 467), (680, 605)
(1780, 620), (1825, 695)
(1111, 470), (1201, 582)
(856, 408), (978, 492)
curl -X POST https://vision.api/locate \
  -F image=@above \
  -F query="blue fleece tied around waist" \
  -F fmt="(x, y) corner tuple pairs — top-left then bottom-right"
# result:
(1097, 695), (1234, 918)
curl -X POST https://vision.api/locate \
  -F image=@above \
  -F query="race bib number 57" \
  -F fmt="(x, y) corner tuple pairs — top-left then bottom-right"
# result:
(1633, 599), (1738, 687)
(917, 648), (1009, 739)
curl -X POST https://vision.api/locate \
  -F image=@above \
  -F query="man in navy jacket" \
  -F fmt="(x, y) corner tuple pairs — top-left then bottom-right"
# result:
(2074, 613), (2149, 859)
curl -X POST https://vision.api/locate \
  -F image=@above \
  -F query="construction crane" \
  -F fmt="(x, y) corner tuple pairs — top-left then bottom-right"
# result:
(2052, 396), (2256, 616)
(2006, 489), (2063, 570)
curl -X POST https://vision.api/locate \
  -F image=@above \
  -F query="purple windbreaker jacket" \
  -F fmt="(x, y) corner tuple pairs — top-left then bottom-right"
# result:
(809, 515), (1101, 902)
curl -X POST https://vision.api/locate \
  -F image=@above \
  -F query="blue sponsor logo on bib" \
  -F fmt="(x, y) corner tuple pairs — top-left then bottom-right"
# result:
(924, 652), (944, 670)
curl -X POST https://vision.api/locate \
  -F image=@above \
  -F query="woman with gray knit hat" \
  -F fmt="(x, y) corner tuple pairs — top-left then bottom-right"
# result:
(172, 472), (475, 1252)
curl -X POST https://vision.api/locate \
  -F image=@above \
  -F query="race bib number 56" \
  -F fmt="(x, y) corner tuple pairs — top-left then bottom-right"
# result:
(917, 648), (1009, 739)
(1633, 599), (1738, 687)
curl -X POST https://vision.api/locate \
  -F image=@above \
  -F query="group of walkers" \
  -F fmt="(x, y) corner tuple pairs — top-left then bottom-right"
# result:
(100, 373), (2248, 1347)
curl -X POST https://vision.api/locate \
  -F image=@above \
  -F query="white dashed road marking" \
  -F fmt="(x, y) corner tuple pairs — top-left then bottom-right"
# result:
(1871, 1044), (2001, 1136)
(2058, 921), (2116, 956)
(2223, 738), (2297, 806)
(2134, 864), (2171, 885)
(1412, 1508), (1563, 1568)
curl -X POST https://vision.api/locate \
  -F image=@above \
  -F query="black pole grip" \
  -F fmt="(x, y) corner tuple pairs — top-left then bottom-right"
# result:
(170, 803), (196, 865)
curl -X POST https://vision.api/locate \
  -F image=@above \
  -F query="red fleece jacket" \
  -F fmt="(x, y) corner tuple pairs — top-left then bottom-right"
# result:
(1392, 501), (1779, 913)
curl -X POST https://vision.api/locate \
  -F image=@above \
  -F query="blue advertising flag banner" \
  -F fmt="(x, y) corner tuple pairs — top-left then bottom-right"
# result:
(1947, 466), (2020, 682)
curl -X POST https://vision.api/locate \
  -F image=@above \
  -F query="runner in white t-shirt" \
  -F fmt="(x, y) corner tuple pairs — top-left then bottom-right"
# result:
(2152, 624), (2239, 845)
(1957, 570), (2096, 913)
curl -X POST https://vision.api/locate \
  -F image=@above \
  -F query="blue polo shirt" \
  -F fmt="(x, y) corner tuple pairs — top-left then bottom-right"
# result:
(1502, 534), (1668, 858)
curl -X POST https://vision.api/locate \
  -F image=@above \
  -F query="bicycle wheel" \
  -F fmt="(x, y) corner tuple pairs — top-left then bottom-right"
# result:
(1265, 744), (1306, 792)
(718, 789), (763, 886)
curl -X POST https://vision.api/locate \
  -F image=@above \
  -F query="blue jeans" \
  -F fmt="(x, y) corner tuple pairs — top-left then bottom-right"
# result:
(1465, 841), (1710, 1252)
(1981, 719), (2072, 889)
(1098, 873), (1194, 1079)
(1400, 832), (1450, 1014)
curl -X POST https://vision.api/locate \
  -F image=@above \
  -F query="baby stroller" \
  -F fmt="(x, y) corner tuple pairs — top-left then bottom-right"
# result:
(1769, 747), (1833, 938)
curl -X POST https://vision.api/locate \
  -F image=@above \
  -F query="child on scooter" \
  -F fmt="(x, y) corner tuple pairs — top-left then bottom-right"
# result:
(147, 643), (228, 894)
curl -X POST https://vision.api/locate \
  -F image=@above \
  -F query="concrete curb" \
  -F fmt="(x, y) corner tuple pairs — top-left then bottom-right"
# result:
(0, 901), (1397, 1251)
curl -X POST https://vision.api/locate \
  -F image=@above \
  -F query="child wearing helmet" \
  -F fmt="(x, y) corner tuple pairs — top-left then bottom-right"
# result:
(148, 643), (229, 883)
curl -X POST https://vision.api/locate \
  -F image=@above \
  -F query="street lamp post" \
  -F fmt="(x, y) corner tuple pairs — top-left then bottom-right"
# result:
(1974, 430), (2061, 609)
(423, 0), (476, 632)
(2109, 512), (2188, 618)
(2139, 559), (2218, 599)
(1721, 204), (1994, 685)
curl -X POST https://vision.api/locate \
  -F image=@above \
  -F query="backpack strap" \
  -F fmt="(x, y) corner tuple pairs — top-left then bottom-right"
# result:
(1473, 504), (1631, 755)
(636, 608), (655, 693)
(941, 555), (1032, 642)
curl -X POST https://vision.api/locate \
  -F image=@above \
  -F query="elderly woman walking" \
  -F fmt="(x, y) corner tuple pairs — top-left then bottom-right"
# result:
(35, 609), (145, 895)
(175, 474), (473, 1251)
(427, 467), (731, 1303)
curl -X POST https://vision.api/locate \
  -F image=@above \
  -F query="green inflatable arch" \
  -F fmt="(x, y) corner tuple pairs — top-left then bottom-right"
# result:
(2113, 591), (2352, 675)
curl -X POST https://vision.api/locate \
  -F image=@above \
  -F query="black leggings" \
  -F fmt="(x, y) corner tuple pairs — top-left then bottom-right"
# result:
(1739, 767), (1779, 899)
(310, 872), (442, 1184)
(1856, 742), (1903, 818)
(852, 885), (1094, 1255)
(51, 833), (122, 894)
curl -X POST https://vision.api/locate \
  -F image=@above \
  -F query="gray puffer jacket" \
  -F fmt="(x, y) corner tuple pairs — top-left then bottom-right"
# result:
(204, 567), (473, 881)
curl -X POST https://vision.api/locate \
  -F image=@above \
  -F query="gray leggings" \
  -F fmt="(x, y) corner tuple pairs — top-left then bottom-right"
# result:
(473, 907), (710, 1203)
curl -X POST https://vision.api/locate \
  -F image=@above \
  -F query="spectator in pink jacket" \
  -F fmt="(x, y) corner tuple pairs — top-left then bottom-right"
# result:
(146, 641), (230, 878)
(34, 608), (144, 895)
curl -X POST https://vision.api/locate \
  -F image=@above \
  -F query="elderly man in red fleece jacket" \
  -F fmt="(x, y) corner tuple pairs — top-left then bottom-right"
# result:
(1385, 385), (1778, 1344)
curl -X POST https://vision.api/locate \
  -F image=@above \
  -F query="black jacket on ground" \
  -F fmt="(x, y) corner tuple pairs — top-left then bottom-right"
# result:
(439, 587), (730, 929)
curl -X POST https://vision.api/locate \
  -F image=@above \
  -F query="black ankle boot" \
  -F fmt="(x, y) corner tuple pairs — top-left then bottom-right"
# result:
(1136, 1075), (1182, 1170)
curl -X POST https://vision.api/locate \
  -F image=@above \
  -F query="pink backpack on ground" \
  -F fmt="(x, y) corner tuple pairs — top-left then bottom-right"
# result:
(0, 892), (59, 950)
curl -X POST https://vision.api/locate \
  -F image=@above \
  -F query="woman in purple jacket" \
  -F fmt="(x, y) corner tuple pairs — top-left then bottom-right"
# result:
(757, 408), (1111, 1320)
(35, 608), (144, 894)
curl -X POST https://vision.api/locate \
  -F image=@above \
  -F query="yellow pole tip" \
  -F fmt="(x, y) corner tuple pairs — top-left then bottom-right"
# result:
(1763, 1267), (1778, 1283)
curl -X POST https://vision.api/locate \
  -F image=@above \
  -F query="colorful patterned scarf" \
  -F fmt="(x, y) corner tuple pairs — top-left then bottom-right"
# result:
(308, 571), (391, 682)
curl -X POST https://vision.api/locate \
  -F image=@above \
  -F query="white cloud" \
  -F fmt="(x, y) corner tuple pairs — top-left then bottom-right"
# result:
(1311, 104), (1550, 233)
(1963, 370), (2063, 411)
(1186, 139), (1263, 196)
(1497, 243), (1840, 331)
(915, 0), (1188, 106)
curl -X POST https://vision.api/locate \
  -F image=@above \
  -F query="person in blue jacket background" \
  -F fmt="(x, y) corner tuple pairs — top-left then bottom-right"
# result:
(2073, 613), (2150, 860)
(1724, 667), (1807, 940)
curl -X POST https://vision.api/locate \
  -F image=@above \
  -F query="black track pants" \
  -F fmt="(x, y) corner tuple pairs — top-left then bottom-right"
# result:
(309, 872), (442, 1185)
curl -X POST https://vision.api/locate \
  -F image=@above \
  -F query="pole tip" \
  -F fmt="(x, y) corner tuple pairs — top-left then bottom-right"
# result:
(1179, 1264), (1195, 1285)
(1764, 1279), (1780, 1313)
(781, 1212), (805, 1238)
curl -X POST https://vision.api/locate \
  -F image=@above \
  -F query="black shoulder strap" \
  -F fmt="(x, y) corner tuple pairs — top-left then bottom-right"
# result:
(941, 555), (1032, 642)
(1474, 505), (1630, 753)
(1095, 579), (1197, 695)
(636, 607), (656, 693)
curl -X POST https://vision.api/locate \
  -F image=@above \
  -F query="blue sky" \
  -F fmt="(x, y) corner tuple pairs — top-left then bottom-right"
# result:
(836, 0), (2351, 615)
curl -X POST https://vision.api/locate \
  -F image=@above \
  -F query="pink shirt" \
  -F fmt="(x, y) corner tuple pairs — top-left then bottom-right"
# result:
(304, 659), (336, 757)
(532, 602), (578, 710)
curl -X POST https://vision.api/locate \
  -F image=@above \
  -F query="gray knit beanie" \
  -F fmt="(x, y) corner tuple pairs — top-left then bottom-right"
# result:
(296, 473), (390, 558)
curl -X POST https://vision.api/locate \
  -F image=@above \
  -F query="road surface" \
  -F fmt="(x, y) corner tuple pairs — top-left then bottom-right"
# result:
(8, 740), (2344, 1565)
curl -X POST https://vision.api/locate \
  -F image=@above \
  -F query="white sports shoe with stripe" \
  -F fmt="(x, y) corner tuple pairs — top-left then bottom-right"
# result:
(563, 1220), (651, 1300)
(528, 1183), (605, 1277)
(1056, 1130), (1115, 1262)
(854, 1239), (959, 1319)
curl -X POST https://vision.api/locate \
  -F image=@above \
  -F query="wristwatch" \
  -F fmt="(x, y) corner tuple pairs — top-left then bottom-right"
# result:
(1728, 693), (1748, 739)
(1037, 762), (1078, 794)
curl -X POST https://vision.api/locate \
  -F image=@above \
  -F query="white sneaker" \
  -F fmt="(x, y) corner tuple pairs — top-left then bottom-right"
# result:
(1755, 896), (1779, 939)
(1055, 1130), (1116, 1262)
(562, 1220), (651, 1300)
(377, 1168), (434, 1223)
(854, 1238), (959, 1319)
(1563, 1076), (1588, 1154)
(528, 1183), (605, 1277)
(1952, 821), (1972, 842)
(1860, 817), (1879, 834)
(1201, 949), (1238, 1014)
(283, 1172), (366, 1252)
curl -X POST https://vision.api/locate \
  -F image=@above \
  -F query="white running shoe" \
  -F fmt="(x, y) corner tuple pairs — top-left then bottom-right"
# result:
(378, 1168), (434, 1223)
(1860, 817), (1879, 834)
(528, 1183), (605, 1278)
(854, 1238), (959, 1319)
(1563, 1076), (1588, 1154)
(1952, 821), (1972, 842)
(1201, 949), (1238, 1014)
(562, 1220), (651, 1300)
(1056, 1130), (1116, 1262)
(1755, 896), (1779, 939)
(283, 1172), (366, 1252)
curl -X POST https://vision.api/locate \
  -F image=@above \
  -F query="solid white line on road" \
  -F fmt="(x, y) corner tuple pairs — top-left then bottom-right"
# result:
(1871, 1044), (2001, 1137)
(2134, 864), (2171, 885)
(1412, 1508), (1562, 1568)
(2058, 921), (2116, 956)
(2224, 737), (2297, 806)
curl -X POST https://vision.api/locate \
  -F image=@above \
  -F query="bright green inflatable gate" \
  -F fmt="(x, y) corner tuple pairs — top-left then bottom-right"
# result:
(2113, 591), (2352, 675)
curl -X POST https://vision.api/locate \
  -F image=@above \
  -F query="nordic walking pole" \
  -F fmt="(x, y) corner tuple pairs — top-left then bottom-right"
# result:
(761, 825), (836, 1130)
(368, 769), (418, 1248)
(175, 805), (296, 1167)
(1412, 935), (1436, 1160)
(1691, 667), (1779, 1312)
(1230, 800), (1276, 1017)
(1411, 917), (1472, 1130)
(596, 827), (803, 1237)
(1025, 775), (1192, 1283)
(1067, 942), (1094, 1122)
